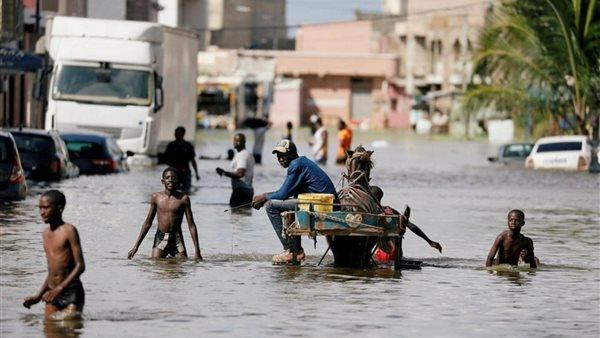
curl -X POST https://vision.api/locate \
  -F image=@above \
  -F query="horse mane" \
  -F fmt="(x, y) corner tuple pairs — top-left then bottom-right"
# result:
(339, 146), (379, 213)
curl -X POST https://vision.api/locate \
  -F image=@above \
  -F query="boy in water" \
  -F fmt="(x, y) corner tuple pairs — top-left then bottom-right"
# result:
(23, 190), (86, 320)
(128, 167), (202, 260)
(486, 210), (537, 268)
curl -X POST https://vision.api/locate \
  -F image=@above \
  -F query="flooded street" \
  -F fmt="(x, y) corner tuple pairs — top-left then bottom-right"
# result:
(1, 129), (599, 337)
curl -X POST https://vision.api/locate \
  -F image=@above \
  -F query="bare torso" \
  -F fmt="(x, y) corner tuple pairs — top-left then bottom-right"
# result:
(497, 230), (533, 265)
(154, 191), (187, 234)
(43, 224), (76, 289)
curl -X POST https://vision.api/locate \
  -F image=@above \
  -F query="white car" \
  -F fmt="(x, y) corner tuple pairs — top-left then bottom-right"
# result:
(526, 135), (592, 171)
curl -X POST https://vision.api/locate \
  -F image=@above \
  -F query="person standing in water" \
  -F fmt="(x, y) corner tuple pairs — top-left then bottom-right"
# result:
(216, 133), (254, 207)
(128, 167), (202, 260)
(23, 190), (86, 320)
(309, 117), (328, 165)
(164, 126), (200, 190)
(336, 119), (352, 165)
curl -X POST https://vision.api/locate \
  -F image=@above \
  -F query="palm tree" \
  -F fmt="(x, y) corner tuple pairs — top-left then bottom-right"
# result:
(464, 0), (600, 138)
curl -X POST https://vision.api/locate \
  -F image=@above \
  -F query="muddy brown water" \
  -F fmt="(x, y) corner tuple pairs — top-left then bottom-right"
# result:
(1, 130), (599, 337)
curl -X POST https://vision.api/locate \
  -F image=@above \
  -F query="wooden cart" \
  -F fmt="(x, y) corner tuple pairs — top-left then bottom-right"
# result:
(282, 203), (422, 270)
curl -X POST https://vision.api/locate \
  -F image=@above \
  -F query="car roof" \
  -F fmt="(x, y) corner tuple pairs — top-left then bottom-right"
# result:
(61, 131), (112, 143)
(8, 127), (53, 136)
(535, 135), (589, 144)
(0, 130), (13, 138)
(502, 142), (534, 147)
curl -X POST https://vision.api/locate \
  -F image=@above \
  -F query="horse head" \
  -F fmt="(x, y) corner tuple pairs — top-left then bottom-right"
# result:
(344, 145), (374, 187)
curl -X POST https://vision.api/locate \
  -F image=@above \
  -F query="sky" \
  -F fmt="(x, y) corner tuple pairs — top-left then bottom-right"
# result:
(286, 0), (383, 36)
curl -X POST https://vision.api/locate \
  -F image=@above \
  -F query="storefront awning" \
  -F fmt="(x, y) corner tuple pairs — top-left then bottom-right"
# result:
(0, 46), (44, 73)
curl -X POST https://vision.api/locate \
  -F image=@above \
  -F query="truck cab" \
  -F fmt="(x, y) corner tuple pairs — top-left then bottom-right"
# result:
(42, 16), (196, 158)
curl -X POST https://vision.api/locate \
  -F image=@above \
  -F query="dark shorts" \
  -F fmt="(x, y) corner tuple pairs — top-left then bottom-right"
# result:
(230, 187), (254, 207)
(51, 279), (85, 310)
(179, 170), (192, 190)
(153, 230), (186, 257)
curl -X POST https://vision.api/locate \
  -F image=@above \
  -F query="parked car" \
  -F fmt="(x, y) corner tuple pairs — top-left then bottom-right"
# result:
(488, 143), (534, 165)
(0, 131), (27, 200)
(61, 130), (128, 174)
(526, 135), (592, 171)
(9, 128), (79, 181)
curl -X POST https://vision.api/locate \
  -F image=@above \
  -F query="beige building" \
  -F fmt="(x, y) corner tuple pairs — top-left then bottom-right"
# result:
(387, 0), (491, 130)
(207, 0), (287, 49)
(280, 20), (399, 128)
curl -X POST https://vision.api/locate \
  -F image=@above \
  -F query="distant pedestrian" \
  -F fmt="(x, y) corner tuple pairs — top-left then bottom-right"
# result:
(336, 119), (352, 165)
(128, 167), (202, 260)
(216, 133), (254, 207)
(23, 190), (85, 320)
(309, 114), (319, 135)
(309, 117), (328, 165)
(164, 126), (200, 190)
(283, 121), (293, 142)
(247, 117), (271, 165)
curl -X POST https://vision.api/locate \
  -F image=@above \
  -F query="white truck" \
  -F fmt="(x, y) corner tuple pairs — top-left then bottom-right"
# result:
(41, 16), (198, 158)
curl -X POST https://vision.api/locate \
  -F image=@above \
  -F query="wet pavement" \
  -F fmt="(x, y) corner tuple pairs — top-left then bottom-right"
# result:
(1, 129), (599, 337)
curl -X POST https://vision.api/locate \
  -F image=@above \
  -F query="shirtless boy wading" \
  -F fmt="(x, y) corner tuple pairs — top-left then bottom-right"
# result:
(486, 209), (537, 268)
(128, 167), (202, 259)
(23, 190), (86, 320)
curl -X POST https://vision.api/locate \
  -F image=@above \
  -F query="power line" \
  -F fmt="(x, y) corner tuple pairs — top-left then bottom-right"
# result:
(201, 1), (492, 32)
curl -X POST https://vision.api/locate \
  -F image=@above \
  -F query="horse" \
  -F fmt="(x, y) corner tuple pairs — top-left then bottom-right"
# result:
(329, 146), (382, 268)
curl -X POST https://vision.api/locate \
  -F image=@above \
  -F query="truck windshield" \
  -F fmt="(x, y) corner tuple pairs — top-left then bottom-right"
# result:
(54, 65), (151, 106)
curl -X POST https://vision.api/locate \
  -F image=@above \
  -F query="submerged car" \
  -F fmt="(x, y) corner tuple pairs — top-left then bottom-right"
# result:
(488, 143), (534, 165)
(0, 131), (27, 200)
(61, 130), (128, 174)
(10, 128), (79, 181)
(526, 135), (592, 171)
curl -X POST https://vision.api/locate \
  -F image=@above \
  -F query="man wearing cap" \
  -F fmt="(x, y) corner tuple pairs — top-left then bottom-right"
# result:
(252, 139), (338, 264)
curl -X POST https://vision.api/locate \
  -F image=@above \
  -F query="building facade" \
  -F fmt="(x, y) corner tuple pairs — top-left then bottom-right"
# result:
(207, 0), (287, 50)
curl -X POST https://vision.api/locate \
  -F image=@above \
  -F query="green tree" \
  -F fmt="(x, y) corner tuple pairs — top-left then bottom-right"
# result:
(464, 0), (600, 138)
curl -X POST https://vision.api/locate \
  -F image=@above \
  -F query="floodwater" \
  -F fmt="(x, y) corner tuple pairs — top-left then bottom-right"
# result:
(1, 129), (599, 337)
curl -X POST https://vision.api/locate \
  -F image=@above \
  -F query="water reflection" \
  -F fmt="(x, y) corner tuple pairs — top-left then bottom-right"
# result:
(486, 267), (534, 286)
(135, 258), (193, 280)
(43, 319), (84, 338)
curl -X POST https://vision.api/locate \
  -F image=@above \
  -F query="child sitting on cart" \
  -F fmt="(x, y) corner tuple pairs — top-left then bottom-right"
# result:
(370, 186), (442, 263)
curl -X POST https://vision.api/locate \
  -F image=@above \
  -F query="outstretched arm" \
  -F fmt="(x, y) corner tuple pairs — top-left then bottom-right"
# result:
(407, 221), (442, 253)
(184, 196), (202, 260)
(191, 158), (200, 180)
(128, 196), (157, 259)
(216, 168), (246, 179)
(486, 234), (503, 267)
(42, 226), (86, 303)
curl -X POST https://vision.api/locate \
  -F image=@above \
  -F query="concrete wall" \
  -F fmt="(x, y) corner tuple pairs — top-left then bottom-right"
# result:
(296, 21), (373, 53)
(276, 53), (398, 78)
(269, 79), (301, 128)
(88, 0), (126, 20)
(302, 75), (351, 125)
